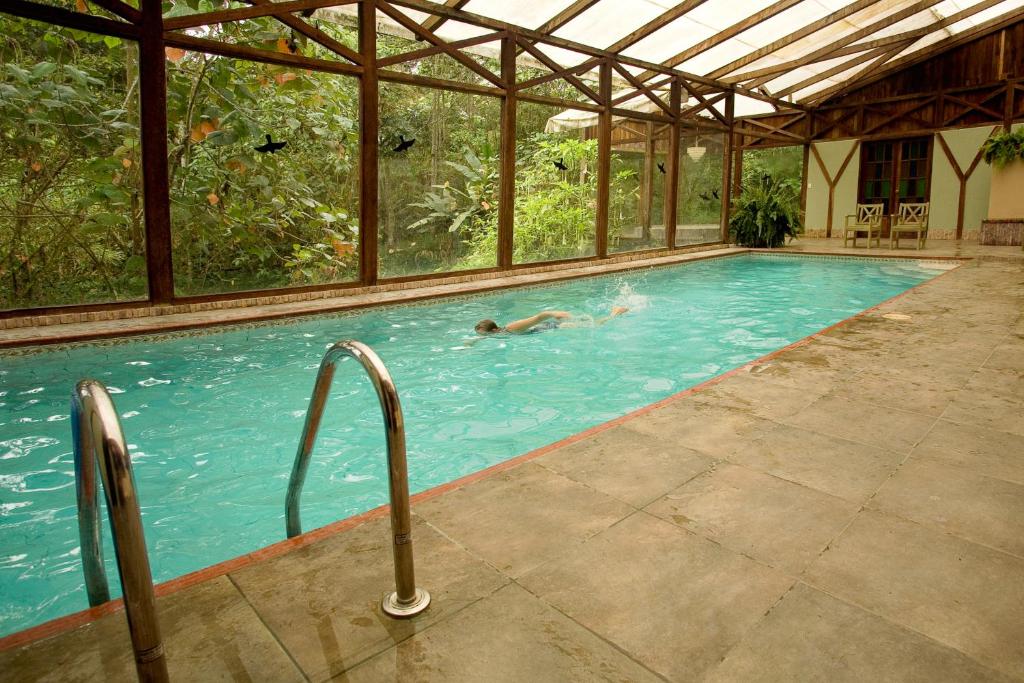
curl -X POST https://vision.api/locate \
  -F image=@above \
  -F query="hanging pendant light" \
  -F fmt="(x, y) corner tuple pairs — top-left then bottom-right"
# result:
(686, 144), (706, 161)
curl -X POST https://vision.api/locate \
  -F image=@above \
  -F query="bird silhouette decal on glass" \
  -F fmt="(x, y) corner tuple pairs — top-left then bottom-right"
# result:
(553, 158), (568, 171)
(657, 162), (666, 174)
(393, 135), (415, 153)
(254, 134), (287, 154)
(699, 191), (711, 201)
(711, 189), (719, 199)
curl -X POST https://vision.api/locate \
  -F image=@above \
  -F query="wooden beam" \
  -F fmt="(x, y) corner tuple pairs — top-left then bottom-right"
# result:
(727, 0), (946, 85)
(817, 10), (1024, 105)
(377, 68), (503, 96)
(515, 56), (602, 93)
(708, 0), (888, 79)
(163, 0), (354, 31)
(516, 36), (601, 103)
(139, 0), (174, 303)
(422, 0), (470, 33)
(87, 0), (142, 24)
(666, 80), (681, 249)
(720, 92), (735, 243)
(535, 0), (601, 34)
(378, 30), (504, 68)
(359, 0), (378, 285)
(240, 0), (363, 64)
(610, 63), (673, 115)
(376, 0), (504, 87)
(607, 0), (709, 54)
(1, 0), (140, 38)
(936, 128), (992, 238)
(164, 32), (362, 77)
(596, 60), (611, 259)
(498, 36), (516, 268)
(809, 141), (858, 237)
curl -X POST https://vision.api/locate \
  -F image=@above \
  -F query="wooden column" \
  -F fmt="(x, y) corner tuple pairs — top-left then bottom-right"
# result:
(358, 0), (379, 285)
(139, 0), (174, 303)
(732, 145), (743, 197)
(497, 35), (516, 268)
(641, 121), (655, 239)
(800, 142), (810, 220)
(596, 59), (611, 259)
(719, 91), (734, 244)
(666, 80), (680, 250)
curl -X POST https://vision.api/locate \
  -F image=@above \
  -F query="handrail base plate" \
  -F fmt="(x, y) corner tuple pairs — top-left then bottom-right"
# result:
(382, 588), (430, 619)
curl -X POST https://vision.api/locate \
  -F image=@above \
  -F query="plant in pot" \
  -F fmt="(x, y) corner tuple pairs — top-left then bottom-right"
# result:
(729, 173), (802, 248)
(980, 129), (1024, 240)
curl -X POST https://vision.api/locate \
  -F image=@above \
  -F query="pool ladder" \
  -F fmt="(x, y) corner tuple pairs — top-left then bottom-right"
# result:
(69, 340), (427, 682)
(285, 340), (430, 618)
(73, 380), (168, 683)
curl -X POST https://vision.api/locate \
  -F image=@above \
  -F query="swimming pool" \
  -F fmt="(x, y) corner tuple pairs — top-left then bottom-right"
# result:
(0, 253), (950, 636)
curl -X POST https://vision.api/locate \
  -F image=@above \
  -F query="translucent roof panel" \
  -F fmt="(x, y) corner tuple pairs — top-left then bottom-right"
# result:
(357, 0), (1024, 107)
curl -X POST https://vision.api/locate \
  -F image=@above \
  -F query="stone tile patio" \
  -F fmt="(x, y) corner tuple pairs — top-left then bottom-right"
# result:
(2, 242), (1023, 681)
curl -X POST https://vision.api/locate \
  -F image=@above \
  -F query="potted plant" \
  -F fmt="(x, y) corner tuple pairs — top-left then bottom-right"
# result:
(980, 128), (1024, 245)
(729, 173), (802, 248)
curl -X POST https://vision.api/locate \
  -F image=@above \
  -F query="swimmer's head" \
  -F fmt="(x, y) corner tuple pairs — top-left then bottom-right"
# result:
(475, 319), (500, 334)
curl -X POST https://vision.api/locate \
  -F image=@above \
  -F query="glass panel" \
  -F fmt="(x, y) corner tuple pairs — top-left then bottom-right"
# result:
(609, 118), (669, 254)
(0, 17), (147, 311)
(676, 128), (724, 246)
(512, 102), (597, 264)
(378, 83), (501, 277)
(167, 52), (359, 295)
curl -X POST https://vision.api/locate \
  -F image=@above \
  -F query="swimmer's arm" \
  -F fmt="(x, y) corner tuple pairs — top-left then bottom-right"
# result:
(594, 306), (630, 326)
(504, 310), (571, 333)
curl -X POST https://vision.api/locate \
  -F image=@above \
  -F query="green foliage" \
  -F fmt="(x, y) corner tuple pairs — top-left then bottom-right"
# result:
(729, 173), (802, 248)
(980, 129), (1024, 167)
(1, 18), (146, 309)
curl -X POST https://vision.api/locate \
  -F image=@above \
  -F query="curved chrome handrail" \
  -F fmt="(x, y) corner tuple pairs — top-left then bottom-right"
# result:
(72, 380), (168, 683)
(285, 340), (429, 618)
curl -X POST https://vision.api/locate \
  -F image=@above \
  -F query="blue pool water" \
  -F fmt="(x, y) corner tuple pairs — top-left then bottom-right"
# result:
(0, 254), (948, 636)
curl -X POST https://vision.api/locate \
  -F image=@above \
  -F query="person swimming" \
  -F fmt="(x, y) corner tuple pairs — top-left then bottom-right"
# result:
(474, 306), (628, 335)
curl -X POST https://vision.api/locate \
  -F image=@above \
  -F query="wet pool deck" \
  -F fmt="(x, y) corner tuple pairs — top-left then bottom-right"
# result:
(2, 239), (1024, 681)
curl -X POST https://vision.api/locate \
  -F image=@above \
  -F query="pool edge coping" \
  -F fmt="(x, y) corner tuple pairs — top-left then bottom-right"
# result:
(0, 255), (968, 652)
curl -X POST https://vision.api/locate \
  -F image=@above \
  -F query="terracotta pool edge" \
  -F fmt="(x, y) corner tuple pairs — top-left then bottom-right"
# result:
(0, 257), (966, 653)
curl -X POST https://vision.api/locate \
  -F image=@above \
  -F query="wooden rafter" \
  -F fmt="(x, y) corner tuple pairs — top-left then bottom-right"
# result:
(422, 0), (470, 33)
(535, 0), (602, 34)
(606, 0), (709, 54)
(87, 0), (142, 24)
(642, 0), (805, 79)
(163, 0), (357, 31)
(164, 31), (362, 76)
(376, 0), (504, 87)
(773, 40), (914, 99)
(680, 81), (729, 126)
(516, 36), (601, 103)
(727, 0), (947, 85)
(3, 0), (139, 38)
(239, 0), (363, 64)
(708, 0), (888, 80)
(941, 90), (1006, 126)
(679, 91), (728, 122)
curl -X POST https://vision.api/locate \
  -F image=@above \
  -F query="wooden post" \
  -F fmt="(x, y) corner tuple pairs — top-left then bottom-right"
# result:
(359, 0), (379, 285)
(641, 121), (655, 240)
(138, 0), (174, 303)
(596, 59), (611, 258)
(719, 91), (735, 244)
(800, 142), (810, 222)
(666, 80), (680, 249)
(732, 145), (743, 197)
(497, 35), (516, 268)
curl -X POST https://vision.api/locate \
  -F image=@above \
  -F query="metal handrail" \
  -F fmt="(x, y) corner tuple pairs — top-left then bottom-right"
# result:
(285, 340), (430, 618)
(72, 379), (169, 683)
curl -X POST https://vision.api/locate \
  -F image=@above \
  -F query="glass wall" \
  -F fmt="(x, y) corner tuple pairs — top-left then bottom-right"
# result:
(513, 102), (597, 264)
(0, 17), (146, 311)
(609, 119), (669, 254)
(166, 51), (360, 295)
(677, 128), (724, 246)
(378, 83), (501, 277)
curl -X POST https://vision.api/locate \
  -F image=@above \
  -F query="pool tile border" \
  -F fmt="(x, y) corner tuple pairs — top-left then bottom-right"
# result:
(0, 256), (966, 653)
